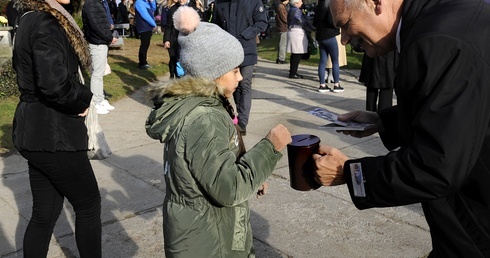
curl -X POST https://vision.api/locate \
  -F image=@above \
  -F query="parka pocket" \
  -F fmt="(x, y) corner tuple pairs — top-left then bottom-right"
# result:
(232, 207), (247, 251)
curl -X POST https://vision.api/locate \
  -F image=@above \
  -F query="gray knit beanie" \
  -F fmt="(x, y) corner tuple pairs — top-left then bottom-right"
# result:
(173, 6), (244, 80)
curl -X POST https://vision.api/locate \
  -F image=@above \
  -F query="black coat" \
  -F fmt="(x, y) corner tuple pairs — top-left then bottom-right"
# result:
(82, 0), (114, 45)
(312, 2), (339, 41)
(163, 3), (181, 51)
(6, 1), (18, 27)
(163, 3), (202, 57)
(344, 0), (490, 256)
(212, 0), (268, 67)
(12, 12), (92, 152)
(117, 2), (130, 24)
(358, 51), (397, 89)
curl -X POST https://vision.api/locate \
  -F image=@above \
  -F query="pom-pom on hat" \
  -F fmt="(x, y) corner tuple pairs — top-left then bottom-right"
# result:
(173, 6), (244, 80)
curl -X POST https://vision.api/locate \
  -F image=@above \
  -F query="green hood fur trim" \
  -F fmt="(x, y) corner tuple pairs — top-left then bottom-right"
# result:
(146, 77), (227, 143)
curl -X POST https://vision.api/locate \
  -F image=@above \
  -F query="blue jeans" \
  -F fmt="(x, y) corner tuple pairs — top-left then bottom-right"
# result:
(318, 37), (340, 84)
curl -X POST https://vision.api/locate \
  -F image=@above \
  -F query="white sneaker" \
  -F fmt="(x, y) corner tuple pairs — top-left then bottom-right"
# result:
(95, 103), (109, 114)
(101, 100), (115, 110)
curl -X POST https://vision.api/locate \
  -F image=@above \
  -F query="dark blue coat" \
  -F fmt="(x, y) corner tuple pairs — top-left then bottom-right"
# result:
(134, 0), (156, 33)
(212, 0), (268, 67)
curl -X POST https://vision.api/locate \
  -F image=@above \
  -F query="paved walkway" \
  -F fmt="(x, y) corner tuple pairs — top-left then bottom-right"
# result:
(0, 59), (431, 257)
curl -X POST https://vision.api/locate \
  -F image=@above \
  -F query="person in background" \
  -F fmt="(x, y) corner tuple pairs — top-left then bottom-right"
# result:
(6, 0), (18, 40)
(212, 0), (268, 136)
(163, 0), (202, 78)
(286, 0), (314, 79)
(194, 0), (204, 18)
(358, 50), (397, 112)
(12, 0), (101, 256)
(157, 0), (169, 28)
(314, 0), (490, 256)
(325, 34), (347, 84)
(109, 0), (118, 21)
(204, 0), (214, 22)
(135, 0), (157, 69)
(117, 0), (130, 24)
(128, 0), (138, 38)
(146, 7), (291, 257)
(163, 0), (181, 78)
(313, 0), (343, 93)
(83, 0), (118, 115)
(275, 0), (289, 64)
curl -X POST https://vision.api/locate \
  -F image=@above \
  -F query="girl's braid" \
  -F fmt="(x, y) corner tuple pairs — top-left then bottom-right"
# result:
(220, 95), (246, 157)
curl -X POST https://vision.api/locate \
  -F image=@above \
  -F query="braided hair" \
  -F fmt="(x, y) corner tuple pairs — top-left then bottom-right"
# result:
(219, 95), (246, 158)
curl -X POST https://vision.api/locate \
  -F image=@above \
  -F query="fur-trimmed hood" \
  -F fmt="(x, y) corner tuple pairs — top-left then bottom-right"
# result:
(14, 0), (91, 69)
(146, 77), (228, 143)
(149, 77), (224, 105)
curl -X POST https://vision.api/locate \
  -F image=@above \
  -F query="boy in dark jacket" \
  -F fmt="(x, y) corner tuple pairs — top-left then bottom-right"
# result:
(83, 0), (118, 114)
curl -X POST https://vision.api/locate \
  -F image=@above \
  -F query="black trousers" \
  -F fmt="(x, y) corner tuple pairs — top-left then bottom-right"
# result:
(167, 44), (181, 78)
(20, 151), (101, 258)
(366, 88), (394, 112)
(138, 31), (153, 66)
(233, 65), (255, 129)
(289, 53), (303, 76)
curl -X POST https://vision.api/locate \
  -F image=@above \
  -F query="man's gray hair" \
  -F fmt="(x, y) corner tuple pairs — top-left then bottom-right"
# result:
(329, 0), (363, 10)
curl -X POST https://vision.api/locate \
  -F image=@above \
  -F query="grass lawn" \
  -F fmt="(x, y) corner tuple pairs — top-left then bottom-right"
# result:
(0, 31), (362, 153)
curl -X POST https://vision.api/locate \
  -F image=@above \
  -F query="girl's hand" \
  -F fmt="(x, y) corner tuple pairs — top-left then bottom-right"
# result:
(256, 182), (269, 198)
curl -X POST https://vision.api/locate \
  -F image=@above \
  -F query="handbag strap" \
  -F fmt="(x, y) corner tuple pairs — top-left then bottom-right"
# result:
(78, 66), (85, 85)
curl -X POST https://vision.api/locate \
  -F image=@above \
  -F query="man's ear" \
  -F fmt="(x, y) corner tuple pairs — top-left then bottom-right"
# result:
(373, 0), (382, 15)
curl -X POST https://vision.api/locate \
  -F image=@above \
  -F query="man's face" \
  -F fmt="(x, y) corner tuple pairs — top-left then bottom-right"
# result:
(330, 0), (398, 57)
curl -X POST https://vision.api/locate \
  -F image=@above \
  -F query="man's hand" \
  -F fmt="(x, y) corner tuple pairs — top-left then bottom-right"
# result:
(111, 37), (118, 45)
(313, 145), (348, 186)
(164, 41), (171, 49)
(265, 124), (292, 151)
(337, 110), (381, 138)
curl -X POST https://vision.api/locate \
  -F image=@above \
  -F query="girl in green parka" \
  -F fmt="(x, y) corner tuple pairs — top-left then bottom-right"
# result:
(145, 7), (292, 258)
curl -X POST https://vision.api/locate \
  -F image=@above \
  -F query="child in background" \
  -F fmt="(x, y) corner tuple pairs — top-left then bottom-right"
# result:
(145, 7), (292, 258)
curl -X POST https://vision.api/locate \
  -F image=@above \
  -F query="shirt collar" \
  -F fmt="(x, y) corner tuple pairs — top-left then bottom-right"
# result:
(396, 18), (402, 53)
